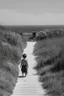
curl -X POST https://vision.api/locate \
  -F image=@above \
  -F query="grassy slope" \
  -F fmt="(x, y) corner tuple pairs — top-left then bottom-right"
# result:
(33, 37), (64, 96)
(0, 30), (26, 96)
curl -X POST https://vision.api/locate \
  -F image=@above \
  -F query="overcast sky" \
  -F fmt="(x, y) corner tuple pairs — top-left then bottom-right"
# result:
(0, 0), (64, 25)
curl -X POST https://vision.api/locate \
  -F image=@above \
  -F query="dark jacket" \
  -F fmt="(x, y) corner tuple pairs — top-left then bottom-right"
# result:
(21, 59), (28, 73)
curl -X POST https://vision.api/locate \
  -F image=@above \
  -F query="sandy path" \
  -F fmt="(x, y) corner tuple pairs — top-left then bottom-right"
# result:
(11, 42), (45, 96)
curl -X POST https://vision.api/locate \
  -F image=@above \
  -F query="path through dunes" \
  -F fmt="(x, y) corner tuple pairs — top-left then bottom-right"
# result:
(11, 42), (45, 96)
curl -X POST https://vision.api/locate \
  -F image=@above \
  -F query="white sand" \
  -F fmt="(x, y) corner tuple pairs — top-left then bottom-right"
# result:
(11, 42), (45, 96)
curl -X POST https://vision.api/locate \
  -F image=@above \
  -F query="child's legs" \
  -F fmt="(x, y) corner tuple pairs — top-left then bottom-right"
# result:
(25, 68), (28, 76)
(21, 69), (24, 76)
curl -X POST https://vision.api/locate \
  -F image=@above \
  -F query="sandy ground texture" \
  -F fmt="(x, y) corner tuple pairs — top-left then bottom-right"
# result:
(11, 42), (46, 96)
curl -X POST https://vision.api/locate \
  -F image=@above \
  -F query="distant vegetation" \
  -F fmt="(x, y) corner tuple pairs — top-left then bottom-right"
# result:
(33, 28), (64, 41)
(33, 29), (64, 96)
(4, 25), (64, 41)
(0, 27), (26, 96)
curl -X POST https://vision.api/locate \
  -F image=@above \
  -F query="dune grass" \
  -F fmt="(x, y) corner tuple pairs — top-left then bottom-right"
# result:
(33, 36), (64, 96)
(0, 30), (26, 96)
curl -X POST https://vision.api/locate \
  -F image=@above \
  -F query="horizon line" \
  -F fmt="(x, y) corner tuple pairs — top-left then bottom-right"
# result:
(3, 24), (64, 26)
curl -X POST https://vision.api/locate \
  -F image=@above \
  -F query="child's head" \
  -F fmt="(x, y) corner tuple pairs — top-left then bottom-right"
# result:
(22, 54), (27, 59)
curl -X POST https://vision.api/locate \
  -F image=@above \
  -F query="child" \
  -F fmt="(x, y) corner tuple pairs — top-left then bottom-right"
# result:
(21, 54), (28, 77)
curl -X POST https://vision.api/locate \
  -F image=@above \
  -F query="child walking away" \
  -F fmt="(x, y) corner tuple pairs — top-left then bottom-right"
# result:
(21, 54), (28, 77)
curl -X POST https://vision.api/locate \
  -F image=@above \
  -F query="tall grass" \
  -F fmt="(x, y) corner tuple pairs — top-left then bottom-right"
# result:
(33, 37), (64, 96)
(0, 30), (26, 96)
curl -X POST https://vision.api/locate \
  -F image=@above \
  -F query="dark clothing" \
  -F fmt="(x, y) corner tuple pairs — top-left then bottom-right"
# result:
(21, 59), (28, 75)
(21, 65), (27, 73)
(21, 59), (28, 66)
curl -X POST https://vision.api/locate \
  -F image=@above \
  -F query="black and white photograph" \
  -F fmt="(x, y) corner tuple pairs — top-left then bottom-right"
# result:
(0, 0), (64, 96)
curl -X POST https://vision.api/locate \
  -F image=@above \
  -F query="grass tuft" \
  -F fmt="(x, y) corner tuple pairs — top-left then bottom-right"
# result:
(0, 30), (26, 96)
(34, 36), (64, 96)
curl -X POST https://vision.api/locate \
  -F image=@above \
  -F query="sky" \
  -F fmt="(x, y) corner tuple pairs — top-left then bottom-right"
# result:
(0, 0), (64, 25)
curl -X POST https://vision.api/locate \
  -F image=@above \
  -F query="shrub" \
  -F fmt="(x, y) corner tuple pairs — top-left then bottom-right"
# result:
(33, 36), (64, 96)
(0, 30), (26, 96)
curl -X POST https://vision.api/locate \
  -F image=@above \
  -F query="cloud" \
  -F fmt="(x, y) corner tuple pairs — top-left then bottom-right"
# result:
(0, 9), (64, 25)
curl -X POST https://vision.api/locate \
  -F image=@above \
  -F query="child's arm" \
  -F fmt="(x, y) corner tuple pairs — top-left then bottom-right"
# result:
(20, 59), (23, 68)
(26, 60), (29, 68)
